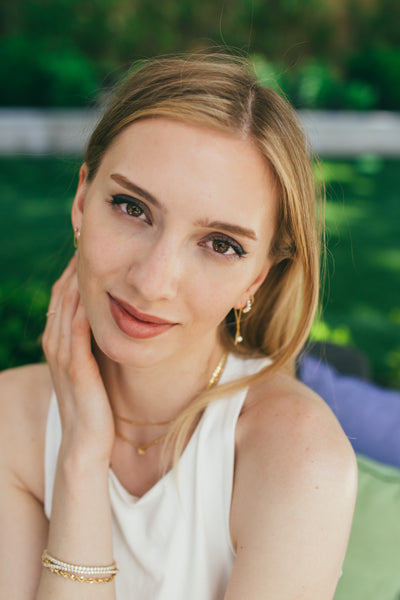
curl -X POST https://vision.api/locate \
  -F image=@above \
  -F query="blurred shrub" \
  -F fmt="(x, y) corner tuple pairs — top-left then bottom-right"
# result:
(250, 55), (384, 110)
(290, 60), (346, 109)
(346, 47), (400, 110)
(0, 36), (99, 106)
(0, 0), (399, 110)
(0, 283), (47, 370)
(310, 319), (353, 346)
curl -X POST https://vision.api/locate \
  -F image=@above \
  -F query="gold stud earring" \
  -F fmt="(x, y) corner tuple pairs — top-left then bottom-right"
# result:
(73, 227), (80, 249)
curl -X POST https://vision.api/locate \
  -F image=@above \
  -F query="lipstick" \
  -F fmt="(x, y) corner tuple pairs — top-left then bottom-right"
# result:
(108, 294), (176, 339)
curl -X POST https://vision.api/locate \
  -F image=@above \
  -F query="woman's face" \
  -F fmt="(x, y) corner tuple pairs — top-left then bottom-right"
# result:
(72, 118), (277, 367)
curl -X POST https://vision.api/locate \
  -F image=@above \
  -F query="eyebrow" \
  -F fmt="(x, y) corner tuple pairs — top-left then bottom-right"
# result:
(111, 172), (257, 241)
(196, 219), (258, 241)
(110, 173), (162, 209)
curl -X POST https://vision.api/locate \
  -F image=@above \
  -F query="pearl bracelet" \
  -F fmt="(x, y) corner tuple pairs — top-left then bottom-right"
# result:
(41, 550), (118, 583)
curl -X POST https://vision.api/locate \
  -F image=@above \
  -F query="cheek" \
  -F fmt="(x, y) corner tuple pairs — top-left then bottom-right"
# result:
(78, 219), (124, 277)
(187, 256), (268, 329)
(75, 231), (113, 306)
(185, 273), (240, 329)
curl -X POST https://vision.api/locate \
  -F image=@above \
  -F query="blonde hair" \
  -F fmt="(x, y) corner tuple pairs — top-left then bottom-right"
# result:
(84, 53), (323, 463)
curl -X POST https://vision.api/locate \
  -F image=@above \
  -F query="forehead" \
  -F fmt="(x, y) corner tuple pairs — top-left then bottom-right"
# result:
(96, 118), (277, 229)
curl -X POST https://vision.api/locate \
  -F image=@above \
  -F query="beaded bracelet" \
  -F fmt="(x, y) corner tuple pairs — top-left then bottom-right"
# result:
(41, 550), (118, 584)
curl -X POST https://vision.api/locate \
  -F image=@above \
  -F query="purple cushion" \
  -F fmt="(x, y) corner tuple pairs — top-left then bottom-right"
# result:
(299, 355), (400, 469)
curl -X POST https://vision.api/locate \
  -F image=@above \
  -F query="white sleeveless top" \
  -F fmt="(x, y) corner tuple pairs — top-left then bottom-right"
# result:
(44, 354), (270, 599)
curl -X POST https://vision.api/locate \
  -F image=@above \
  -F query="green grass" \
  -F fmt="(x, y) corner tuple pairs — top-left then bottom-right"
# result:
(315, 156), (400, 388)
(0, 157), (79, 368)
(1, 155), (399, 388)
(0, 156), (79, 283)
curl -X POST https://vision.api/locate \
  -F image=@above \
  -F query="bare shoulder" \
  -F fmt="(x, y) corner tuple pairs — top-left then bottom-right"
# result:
(226, 372), (357, 598)
(0, 363), (53, 502)
(0, 362), (53, 430)
(237, 369), (356, 474)
(231, 369), (357, 548)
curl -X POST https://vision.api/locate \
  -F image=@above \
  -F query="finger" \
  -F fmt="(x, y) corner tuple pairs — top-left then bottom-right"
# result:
(67, 299), (102, 394)
(43, 257), (78, 360)
(70, 298), (94, 365)
(46, 255), (77, 315)
(53, 254), (77, 291)
(58, 253), (77, 281)
(55, 272), (81, 369)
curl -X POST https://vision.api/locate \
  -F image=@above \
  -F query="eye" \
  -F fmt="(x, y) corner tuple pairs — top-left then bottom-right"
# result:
(201, 235), (247, 258)
(109, 194), (152, 224)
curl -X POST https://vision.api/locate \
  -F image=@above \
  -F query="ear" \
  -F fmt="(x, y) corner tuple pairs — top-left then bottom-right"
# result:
(71, 163), (89, 230)
(233, 261), (271, 310)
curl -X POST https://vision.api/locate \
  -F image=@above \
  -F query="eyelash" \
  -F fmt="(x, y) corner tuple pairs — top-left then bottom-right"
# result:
(201, 235), (247, 259)
(108, 194), (247, 259)
(109, 194), (152, 224)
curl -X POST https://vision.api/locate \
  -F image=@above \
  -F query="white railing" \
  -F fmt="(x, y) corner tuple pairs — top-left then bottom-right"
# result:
(1, 109), (400, 156)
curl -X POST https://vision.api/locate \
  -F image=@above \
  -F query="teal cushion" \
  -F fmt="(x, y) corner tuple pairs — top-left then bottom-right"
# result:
(334, 454), (400, 600)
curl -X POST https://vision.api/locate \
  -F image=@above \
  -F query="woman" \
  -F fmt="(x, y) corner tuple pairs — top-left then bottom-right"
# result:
(0, 54), (357, 599)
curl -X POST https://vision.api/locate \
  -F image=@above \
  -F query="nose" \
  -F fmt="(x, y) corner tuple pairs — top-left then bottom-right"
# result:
(127, 235), (183, 302)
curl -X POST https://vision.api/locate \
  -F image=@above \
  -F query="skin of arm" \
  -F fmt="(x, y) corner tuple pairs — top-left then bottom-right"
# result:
(35, 449), (115, 599)
(0, 257), (118, 600)
(225, 374), (358, 600)
(35, 257), (117, 600)
(0, 362), (116, 600)
(0, 365), (50, 598)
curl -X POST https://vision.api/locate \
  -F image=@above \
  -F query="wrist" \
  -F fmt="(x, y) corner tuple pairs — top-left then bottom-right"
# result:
(59, 421), (114, 463)
(58, 442), (111, 482)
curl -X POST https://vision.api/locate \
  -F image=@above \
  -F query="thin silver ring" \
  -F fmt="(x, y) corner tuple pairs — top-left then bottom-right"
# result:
(46, 310), (57, 317)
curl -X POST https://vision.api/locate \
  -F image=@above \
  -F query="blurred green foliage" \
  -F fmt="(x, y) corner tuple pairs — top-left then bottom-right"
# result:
(0, 282), (48, 368)
(0, 0), (399, 109)
(315, 156), (400, 388)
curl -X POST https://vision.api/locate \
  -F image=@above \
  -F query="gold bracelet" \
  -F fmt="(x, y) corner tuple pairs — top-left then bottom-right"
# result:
(41, 550), (118, 584)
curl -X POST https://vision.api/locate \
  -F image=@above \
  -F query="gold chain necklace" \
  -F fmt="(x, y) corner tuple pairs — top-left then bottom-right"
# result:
(114, 352), (228, 455)
(114, 414), (175, 427)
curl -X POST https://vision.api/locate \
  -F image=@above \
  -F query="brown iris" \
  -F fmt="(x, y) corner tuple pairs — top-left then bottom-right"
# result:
(212, 239), (230, 253)
(126, 203), (143, 217)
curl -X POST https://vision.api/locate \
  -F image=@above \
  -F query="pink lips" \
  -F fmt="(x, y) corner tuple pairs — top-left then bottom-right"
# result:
(108, 294), (176, 339)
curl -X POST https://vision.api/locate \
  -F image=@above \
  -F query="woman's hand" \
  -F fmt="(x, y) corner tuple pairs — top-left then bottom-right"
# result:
(42, 255), (115, 464)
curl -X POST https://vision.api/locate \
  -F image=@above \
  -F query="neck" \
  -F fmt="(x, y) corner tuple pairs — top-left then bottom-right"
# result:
(94, 338), (225, 424)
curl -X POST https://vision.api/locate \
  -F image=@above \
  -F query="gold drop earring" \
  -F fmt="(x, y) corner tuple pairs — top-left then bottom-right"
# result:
(73, 227), (80, 249)
(234, 295), (254, 345)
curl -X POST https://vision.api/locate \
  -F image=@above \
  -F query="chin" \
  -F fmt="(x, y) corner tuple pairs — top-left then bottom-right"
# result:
(91, 327), (167, 369)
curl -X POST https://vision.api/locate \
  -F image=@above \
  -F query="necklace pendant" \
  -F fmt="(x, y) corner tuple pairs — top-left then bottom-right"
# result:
(115, 352), (228, 455)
